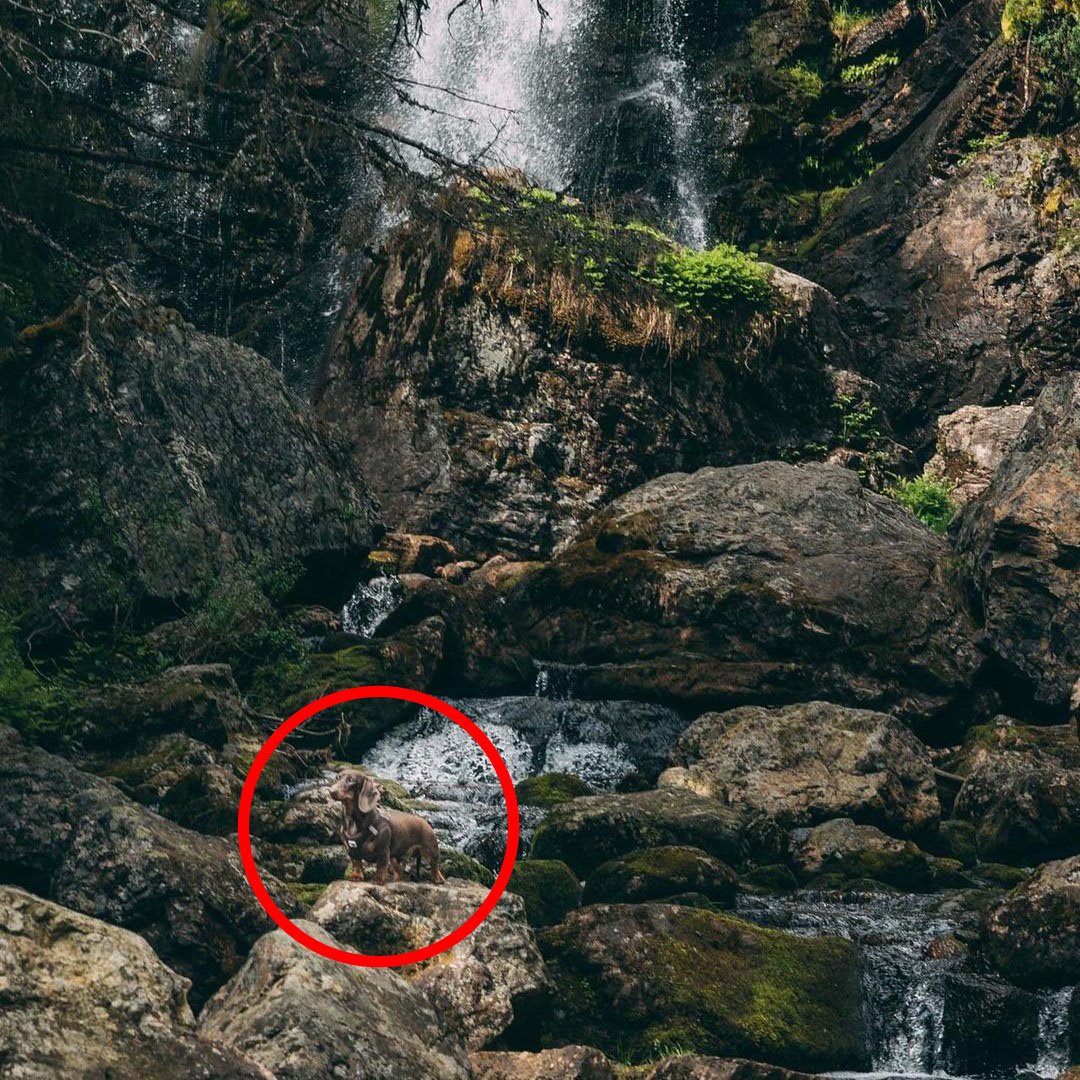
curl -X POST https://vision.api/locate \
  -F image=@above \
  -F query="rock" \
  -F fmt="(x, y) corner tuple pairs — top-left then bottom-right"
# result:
(314, 215), (864, 560)
(516, 773), (594, 809)
(159, 762), (244, 835)
(660, 701), (939, 835)
(510, 462), (982, 733)
(508, 859), (581, 927)
(957, 373), (1080, 719)
(790, 818), (968, 891)
(939, 971), (1042, 1074)
(583, 846), (738, 906)
(0, 277), (380, 635)
(954, 751), (1080, 864)
(374, 531), (459, 574)
(0, 885), (268, 1079)
(983, 855), (1080, 986)
(948, 715), (1080, 776)
(643, 1059), (821, 1080)
(0, 724), (296, 1007)
(470, 1046), (618, 1079)
(529, 788), (762, 878)
(310, 880), (548, 1048)
(198, 920), (469, 1078)
(251, 792), (341, 845)
(925, 404), (1033, 507)
(86, 731), (220, 803)
(540, 903), (865, 1070)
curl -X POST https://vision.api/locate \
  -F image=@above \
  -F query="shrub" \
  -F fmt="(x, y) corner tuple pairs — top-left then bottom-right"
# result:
(1033, 12), (1080, 119)
(831, 3), (875, 39)
(779, 61), (826, 104)
(840, 52), (899, 83)
(889, 476), (956, 534)
(641, 245), (774, 314)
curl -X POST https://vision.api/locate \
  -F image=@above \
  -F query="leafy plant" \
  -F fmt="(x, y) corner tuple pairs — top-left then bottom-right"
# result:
(779, 61), (826, 104)
(959, 131), (1012, 167)
(831, 3), (875, 39)
(840, 52), (900, 83)
(640, 245), (774, 314)
(889, 476), (956, 534)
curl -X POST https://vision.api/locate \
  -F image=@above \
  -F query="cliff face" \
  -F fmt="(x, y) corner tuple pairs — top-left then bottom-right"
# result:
(0, 276), (381, 635)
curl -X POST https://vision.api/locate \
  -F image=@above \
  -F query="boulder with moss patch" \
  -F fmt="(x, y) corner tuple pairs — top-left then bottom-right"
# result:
(509, 859), (581, 926)
(540, 903), (865, 1070)
(517, 773), (595, 809)
(584, 846), (738, 906)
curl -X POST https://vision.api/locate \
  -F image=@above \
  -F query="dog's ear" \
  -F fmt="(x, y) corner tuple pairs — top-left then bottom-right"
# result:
(358, 776), (381, 813)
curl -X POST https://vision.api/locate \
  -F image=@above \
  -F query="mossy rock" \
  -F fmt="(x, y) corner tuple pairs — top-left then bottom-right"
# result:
(530, 788), (752, 878)
(740, 863), (799, 893)
(158, 764), (242, 836)
(583, 846), (737, 906)
(974, 863), (1032, 889)
(442, 848), (497, 887)
(540, 903), (865, 1070)
(516, 772), (594, 809)
(938, 819), (979, 868)
(509, 859), (581, 926)
(287, 882), (328, 908)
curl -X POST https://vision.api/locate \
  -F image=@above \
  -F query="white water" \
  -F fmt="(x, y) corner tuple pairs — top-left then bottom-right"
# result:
(387, 0), (711, 245)
(341, 574), (404, 636)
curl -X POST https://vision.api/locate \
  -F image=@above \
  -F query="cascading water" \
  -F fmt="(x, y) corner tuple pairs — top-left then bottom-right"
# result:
(341, 574), (404, 636)
(386, 0), (712, 245)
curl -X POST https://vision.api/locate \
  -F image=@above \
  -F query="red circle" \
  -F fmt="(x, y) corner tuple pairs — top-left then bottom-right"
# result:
(236, 685), (520, 967)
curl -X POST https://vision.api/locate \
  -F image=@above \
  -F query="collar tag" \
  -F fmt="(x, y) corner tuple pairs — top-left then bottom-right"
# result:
(368, 824), (379, 836)
(347, 839), (358, 849)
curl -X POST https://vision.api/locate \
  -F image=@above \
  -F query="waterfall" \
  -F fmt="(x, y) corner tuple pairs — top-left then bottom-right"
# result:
(386, 0), (712, 246)
(341, 574), (404, 636)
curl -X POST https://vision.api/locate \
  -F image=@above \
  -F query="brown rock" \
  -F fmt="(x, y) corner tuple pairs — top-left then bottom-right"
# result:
(470, 1046), (617, 1079)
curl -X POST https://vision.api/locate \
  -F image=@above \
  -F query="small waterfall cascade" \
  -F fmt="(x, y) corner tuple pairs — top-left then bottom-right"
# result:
(341, 574), (404, 636)
(738, 891), (1072, 1078)
(385, 0), (712, 246)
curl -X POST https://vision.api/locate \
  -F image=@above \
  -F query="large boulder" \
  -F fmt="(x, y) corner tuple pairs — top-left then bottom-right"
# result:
(925, 404), (1033, 508)
(0, 724), (296, 1007)
(660, 701), (939, 835)
(509, 462), (982, 732)
(314, 215), (865, 560)
(198, 920), (470, 1078)
(0, 886), (268, 1079)
(540, 903), (865, 1070)
(789, 818), (968, 891)
(310, 880), (548, 1048)
(956, 373), (1080, 720)
(0, 277), (380, 634)
(582, 846), (738, 906)
(954, 751), (1080, 864)
(529, 788), (762, 878)
(470, 1046), (618, 1079)
(982, 855), (1080, 987)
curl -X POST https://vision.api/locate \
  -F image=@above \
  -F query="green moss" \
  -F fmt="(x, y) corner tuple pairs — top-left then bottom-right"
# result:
(509, 859), (581, 926)
(287, 882), (327, 907)
(889, 475), (956, 534)
(1003, 0), (1054, 38)
(831, 3), (875, 38)
(740, 863), (799, 892)
(441, 848), (497, 887)
(639, 245), (774, 313)
(584, 845), (737, 905)
(542, 906), (864, 1069)
(516, 772), (594, 809)
(778, 61), (826, 105)
(938, 820), (979, 867)
(975, 863), (1032, 888)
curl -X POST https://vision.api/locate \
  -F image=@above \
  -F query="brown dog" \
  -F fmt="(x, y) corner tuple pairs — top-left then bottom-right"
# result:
(328, 769), (444, 886)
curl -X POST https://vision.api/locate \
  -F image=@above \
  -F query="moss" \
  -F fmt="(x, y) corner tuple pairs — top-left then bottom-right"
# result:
(442, 848), (497, 887)
(740, 863), (799, 893)
(975, 863), (1032, 888)
(778, 61), (826, 105)
(516, 772), (594, 809)
(287, 882), (327, 907)
(542, 906), (864, 1069)
(509, 859), (581, 926)
(939, 820), (979, 867)
(584, 845), (737, 905)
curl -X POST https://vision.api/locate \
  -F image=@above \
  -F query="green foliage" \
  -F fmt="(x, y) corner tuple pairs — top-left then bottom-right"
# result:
(801, 139), (877, 188)
(1003, 0), (1053, 38)
(889, 475), (956, 534)
(1033, 12), (1080, 119)
(959, 131), (1012, 167)
(640, 245), (774, 314)
(509, 859), (581, 926)
(779, 61), (826, 104)
(0, 611), (49, 730)
(831, 3), (875, 38)
(215, 0), (252, 28)
(840, 51), (900, 83)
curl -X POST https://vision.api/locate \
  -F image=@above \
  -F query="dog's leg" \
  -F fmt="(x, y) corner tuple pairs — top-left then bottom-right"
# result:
(347, 859), (366, 882)
(413, 849), (421, 881)
(372, 831), (392, 885)
(429, 844), (444, 885)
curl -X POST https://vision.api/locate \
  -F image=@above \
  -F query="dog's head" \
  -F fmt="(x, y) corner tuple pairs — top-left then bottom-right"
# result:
(329, 769), (381, 813)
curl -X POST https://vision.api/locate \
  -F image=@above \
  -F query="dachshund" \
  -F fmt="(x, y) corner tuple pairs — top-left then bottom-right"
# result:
(328, 769), (444, 886)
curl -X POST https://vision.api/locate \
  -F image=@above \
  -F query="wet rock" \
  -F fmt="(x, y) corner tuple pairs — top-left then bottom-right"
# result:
(86, 731), (220, 803)
(790, 818), (969, 891)
(510, 462), (982, 733)
(925, 404), (1033, 507)
(583, 846), (738, 906)
(529, 788), (761, 878)
(661, 701), (939, 835)
(251, 792), (341, 846)
(198, 920), (469, 1078)
(0, 724), (296, 1007)
(0, 278), (380, 635)
(948, 715), (1080, 776)
(315, 217), (863, 560)
(954, 751), (1080, 864)
(372, 531), (459, 574)
(644, 1059), (821, 1080)
(509, 859), (581, 927)
(159, 762), (244, 835)
(0, 885), (268, 1079)
(539, 903), (865, 1070)
(957, 373), (1080, 720)
(310, 880), (548, 1048)
(516, 773), (594, 809)
(939, 971), (1042, 1074)
(983, 854), (1080, 987)
(470, 1045), (617, 1079)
